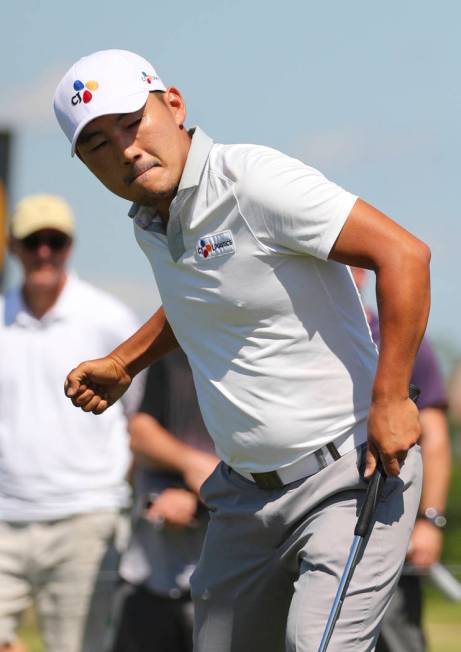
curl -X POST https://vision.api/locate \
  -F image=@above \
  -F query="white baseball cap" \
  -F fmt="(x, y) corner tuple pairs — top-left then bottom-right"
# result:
(53, 49), (166, 156)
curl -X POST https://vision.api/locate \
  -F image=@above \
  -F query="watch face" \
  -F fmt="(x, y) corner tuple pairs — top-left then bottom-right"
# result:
(424, 507), (447, 528)
(433, 514), (447, 528)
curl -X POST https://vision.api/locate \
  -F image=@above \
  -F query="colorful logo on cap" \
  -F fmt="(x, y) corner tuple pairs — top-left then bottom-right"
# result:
(71, 80), (99, 106)
(142, 71), (158, 84)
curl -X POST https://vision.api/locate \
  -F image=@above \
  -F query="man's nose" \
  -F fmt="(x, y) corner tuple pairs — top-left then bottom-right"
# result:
(36, 243), (53, 258)
(113, 131), (142, 164)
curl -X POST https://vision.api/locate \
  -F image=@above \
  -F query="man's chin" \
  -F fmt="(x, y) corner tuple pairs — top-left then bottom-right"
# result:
(27, 275), (64, 294)
(132, 185), (177, 207)
(111, 181), (176, 206)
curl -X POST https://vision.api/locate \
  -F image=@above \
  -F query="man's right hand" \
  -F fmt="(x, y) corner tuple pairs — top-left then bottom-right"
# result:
(64, 354), (132, 414)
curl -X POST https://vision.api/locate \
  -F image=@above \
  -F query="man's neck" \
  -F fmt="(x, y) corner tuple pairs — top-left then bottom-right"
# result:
(22, 274), (67, 320)
(153, 128), (192, 225)
(155, 198), (174, 225)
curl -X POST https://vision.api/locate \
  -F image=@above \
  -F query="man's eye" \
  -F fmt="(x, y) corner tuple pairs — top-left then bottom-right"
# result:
(91, 140), (107, 152)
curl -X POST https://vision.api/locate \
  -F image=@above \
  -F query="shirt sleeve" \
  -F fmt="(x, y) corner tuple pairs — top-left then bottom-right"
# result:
(234, 145), (358, 260)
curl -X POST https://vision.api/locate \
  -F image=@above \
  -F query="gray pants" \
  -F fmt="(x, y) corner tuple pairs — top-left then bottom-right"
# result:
(191, 444), (422, 652)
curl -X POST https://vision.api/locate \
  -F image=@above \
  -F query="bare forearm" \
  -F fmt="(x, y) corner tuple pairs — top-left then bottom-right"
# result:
(111, 306), (178, 378)
(373, 251), (430, 397)
(419, 408), (452, 512)
(65, 307), (178, 415)
(373, 246), (431, 399)
(329, 199), (431, 398)
(329, 198), (431, 476)
(130, 413), (195, 473)
(408, 408), (451, 567)
(129, 413), (218, 485)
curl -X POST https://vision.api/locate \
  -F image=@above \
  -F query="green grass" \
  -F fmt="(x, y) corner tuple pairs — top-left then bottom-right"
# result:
(17, 609), (44, 652)
(425, 592), (461, 652)
(423, 455), (461, 650)
(443, 459), (461, 566)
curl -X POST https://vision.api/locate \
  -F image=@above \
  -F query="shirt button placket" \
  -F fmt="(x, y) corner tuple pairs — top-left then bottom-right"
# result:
(167, 196), (187, 262)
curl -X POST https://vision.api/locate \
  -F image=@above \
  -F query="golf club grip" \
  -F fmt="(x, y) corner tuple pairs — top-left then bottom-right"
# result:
(354, 384), (420, 538)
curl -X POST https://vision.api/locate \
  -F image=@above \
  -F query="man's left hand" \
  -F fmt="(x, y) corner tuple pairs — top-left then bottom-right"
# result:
(365, 396), (421, 478)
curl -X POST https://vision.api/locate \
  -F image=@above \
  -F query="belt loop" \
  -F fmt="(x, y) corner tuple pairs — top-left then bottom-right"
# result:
(326, 442), (341, 461)
(314, 448), (328, 470)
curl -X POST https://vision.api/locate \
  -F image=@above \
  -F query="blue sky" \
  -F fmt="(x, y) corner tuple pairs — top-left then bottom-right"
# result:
(1, 1), (460, 362)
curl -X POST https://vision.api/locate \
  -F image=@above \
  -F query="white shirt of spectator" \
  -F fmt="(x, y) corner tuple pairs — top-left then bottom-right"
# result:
(130, 129), (378, 475)
(0, 275), (142, 521)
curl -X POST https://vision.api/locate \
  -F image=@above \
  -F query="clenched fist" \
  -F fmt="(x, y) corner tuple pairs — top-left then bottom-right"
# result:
(64, 354), (132, 414)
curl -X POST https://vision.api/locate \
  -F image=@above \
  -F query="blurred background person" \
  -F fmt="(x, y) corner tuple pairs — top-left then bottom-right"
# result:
(352, 267), (451, 652)
(0, 194), (142, 652)
(111, 348), (218, 652)
(448, 361), (461, 437)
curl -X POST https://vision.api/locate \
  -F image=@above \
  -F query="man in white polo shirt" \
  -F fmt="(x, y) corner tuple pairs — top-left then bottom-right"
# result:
(0, 194), (141, 652)
(53, 50), (430, 651)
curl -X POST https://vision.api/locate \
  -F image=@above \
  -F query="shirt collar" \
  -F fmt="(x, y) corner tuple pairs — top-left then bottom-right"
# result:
(5, 274), (78, 328)
(177, 126), (214, 193)
(128, 126), (214, 221)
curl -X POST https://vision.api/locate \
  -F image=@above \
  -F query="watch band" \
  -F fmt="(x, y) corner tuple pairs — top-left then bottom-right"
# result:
(418, 507), (447, 529)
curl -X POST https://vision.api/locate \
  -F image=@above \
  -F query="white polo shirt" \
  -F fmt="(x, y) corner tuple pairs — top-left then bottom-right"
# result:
(130, 128), (378, 474)
(0, 275), (141, 521)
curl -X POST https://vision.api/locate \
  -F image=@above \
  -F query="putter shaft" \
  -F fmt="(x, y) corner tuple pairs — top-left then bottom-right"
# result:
(316, 385), (420, 652)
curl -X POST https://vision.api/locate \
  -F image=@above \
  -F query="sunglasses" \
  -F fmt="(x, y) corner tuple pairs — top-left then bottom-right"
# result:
(20, 233), (71, 252)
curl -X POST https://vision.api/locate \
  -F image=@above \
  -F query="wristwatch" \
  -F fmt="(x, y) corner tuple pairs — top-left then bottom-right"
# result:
(418, 507), (447, 529)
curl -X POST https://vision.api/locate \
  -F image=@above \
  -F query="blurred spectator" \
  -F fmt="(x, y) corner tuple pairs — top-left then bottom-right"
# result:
(352, 267), (451, 652)
(0, 195), (142, 652)
(111, 348), (218, 652)
(448, 360), (461, 430)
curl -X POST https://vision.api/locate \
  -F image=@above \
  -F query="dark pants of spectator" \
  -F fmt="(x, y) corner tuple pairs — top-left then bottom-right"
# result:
(111, 583), (193, 652)
(376, 575), (425, 652)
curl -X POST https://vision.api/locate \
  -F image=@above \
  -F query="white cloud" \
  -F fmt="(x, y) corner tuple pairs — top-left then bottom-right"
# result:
(0, 68), (63, 129)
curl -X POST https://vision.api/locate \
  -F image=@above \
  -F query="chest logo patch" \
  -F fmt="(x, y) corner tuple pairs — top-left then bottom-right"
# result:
(196, 230), (235, 259)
